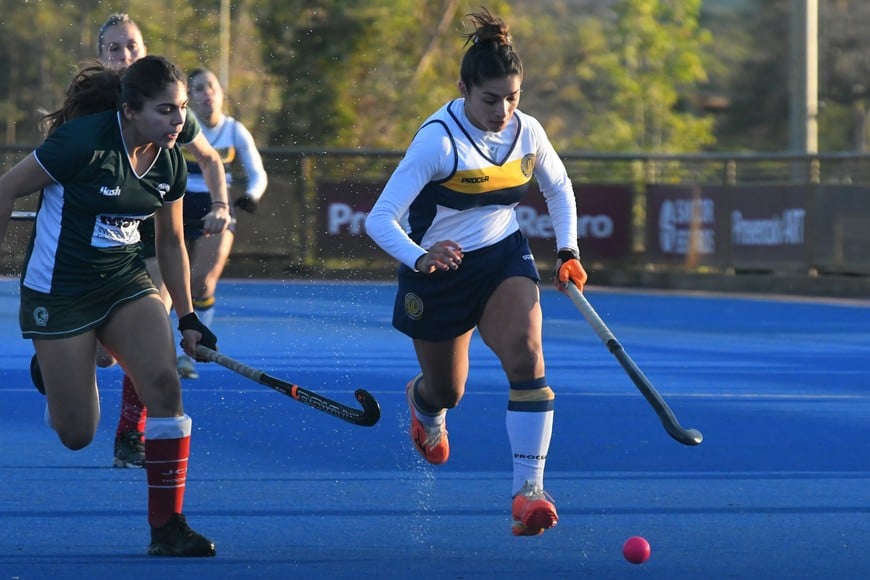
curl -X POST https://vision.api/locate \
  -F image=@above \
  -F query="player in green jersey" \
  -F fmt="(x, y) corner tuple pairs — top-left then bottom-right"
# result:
(96, 13), (233, 468)
(0, 56), (217, 557)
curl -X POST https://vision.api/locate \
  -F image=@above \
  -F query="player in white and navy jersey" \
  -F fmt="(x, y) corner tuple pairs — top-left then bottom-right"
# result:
(176, 67), (268, 379)
(366, 8), (588, 537)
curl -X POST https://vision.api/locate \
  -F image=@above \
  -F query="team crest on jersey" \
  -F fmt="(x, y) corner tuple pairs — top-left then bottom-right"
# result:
(521, 154), (536, 178)
(157, 183), (171, 200)
(404, 292), (424, 320)
(33, 306), (49, 327)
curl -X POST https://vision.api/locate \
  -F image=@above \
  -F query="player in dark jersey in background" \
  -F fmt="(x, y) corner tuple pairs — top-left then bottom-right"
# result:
(175, 67), (268, 380)
(95, 13), (232, 468)
(365, 8), (588, 537)
(0, 56), (216, 557)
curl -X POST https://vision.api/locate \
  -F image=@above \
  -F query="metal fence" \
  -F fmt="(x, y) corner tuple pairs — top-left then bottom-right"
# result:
(3, 147), (870, 295)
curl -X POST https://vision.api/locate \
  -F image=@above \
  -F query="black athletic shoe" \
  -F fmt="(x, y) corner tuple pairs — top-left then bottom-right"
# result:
(148, 513), (216, 557)
(30, 354), (45, 395)
(113, 431), (145, 468)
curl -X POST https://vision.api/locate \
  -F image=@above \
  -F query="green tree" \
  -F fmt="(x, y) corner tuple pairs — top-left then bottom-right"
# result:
(711, 0), (789, 151)
(7, 1), (870, 155)
(586, 0), (716, 152)
(505, 1), (613, 151)
(251, 0), (513, 148)
(0, 0), (93, 144)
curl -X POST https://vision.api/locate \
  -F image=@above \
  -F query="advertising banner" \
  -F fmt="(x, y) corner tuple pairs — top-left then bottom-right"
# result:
(729, 186), (809, 268)
(645, 185), (729, 268)
(315, 181), (634, 265)
(519, 183), (633, 262)
(646, 185), (810, 271)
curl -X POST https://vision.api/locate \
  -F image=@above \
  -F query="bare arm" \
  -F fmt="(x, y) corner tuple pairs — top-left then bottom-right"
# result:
(154, 200), (198, 353)
(0, 154), (53, 245)
(183, 133), (231, 235)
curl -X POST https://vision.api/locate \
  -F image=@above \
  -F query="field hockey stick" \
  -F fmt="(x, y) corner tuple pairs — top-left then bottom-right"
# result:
(196, 345), (381, 427)
(565, 283), (703, 446)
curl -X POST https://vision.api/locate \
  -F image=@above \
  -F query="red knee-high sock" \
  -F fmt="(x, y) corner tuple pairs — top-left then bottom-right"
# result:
(116, 375), (147, 436)
(145, 415), (192, 527)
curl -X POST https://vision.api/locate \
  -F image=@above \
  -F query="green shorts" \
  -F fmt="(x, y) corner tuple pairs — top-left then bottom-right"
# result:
(20, 270), (158, 340)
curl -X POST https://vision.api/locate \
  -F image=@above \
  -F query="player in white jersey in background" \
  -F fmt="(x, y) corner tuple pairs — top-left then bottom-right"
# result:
(365, 8), (588, 537)
(175, 67), (268, 379)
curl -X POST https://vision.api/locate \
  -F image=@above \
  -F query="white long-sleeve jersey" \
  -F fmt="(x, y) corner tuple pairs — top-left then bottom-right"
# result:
(185, 114), (268, 201)
(365, 99), (578, 270)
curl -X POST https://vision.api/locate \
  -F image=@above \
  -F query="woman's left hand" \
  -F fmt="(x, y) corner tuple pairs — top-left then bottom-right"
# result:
(554, 249), (588, 293)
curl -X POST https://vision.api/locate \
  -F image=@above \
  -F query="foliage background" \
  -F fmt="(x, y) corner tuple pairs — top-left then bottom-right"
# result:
(0, 0), (868, 153)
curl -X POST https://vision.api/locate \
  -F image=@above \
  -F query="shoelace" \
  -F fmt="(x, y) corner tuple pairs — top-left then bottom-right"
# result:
(419, 422), (446, 449)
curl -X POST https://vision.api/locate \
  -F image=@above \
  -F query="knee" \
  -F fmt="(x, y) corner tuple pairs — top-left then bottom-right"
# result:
(422, 381), (464, 410)
(56, 428), (96, 451)
(502, 348), (542, 378)
(138, 370), (183, 415)
(48, 405), (98, 450)
(433, 390), (462, 410)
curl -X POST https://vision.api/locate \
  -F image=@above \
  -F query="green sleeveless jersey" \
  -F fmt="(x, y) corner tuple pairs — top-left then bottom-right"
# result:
(22, 110), (187, 296)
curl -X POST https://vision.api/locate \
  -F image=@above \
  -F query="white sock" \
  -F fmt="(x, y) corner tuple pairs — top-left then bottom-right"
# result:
(414, 407), (446, 427)
(146, 414), (192, 439)
(506, 409), (554, 495)
(409, 378), (445, 427)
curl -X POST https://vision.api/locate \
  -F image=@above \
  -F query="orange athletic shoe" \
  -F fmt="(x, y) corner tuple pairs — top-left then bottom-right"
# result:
(511, 481), (558, 536)
(406, 377), (449, 465)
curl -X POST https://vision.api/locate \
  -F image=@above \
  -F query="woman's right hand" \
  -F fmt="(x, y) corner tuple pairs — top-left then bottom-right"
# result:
(201, 204), (231, 236)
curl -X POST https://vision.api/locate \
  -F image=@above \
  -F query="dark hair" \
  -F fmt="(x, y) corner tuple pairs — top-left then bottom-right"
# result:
(39, 55), (185, 135)
(459, 8), (523, 89)
(121, 55), (186, 112)
(187, 67), (213, 88)
(97, 13), (138, 56)
(40, 59), (121, 135)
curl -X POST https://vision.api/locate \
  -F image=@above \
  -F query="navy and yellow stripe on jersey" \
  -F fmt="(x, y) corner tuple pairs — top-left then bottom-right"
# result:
(366, 98), (578, 269)
(182, 116), (238, 193)
(179, 113), (268, 202)
(406, 100), (536, 247)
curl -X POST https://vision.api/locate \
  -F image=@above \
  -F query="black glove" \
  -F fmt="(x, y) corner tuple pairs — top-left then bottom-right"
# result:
(234, 194), (258, 213)
(178, 312), (217, 358)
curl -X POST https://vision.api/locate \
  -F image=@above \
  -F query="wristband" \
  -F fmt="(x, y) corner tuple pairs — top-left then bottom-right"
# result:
(233, 195), (258, 213)
(555, 248), (587, 291)
(558, 248), (579, 262)
(178, 312), (218, 352)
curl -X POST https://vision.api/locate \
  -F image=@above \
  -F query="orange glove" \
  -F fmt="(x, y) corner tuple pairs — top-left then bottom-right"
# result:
(555, 249), (587, 292)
